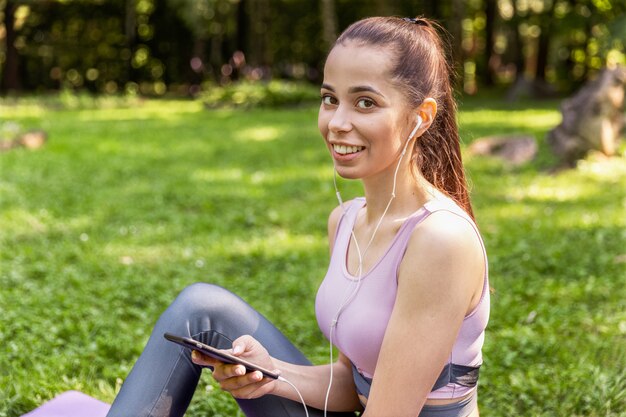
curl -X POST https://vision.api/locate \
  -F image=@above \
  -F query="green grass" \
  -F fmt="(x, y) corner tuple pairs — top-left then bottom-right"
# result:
(1, 96), (625, 416)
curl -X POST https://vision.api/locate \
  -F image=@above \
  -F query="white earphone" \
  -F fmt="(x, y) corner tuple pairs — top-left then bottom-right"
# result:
(407, 114), (423, 144)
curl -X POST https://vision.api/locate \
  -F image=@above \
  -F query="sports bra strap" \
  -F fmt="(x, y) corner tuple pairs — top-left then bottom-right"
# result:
(351, 361), (480, 399)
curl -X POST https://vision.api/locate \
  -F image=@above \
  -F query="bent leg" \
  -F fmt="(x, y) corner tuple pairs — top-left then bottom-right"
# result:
(107, 283), (355, 417)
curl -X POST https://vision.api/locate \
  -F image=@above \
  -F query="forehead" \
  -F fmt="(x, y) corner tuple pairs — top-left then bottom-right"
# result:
(323, 43), (397, 90)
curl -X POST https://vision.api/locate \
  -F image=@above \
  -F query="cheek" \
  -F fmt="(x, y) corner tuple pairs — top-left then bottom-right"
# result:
(318, 109), (329, 138)
(366, 118), (398, 145)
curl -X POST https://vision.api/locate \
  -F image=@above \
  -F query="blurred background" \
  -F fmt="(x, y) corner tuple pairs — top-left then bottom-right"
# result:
(2, 0), (625, 98)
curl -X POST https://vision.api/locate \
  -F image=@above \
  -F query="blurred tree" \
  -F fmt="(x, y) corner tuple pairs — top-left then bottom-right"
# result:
(1, 0), (624, 96)
(1, 0), (21, 92)
(165, 0), (238, 85)
(449, 0), (465, 86)
(320, 0), (338, 52)
(489, 0), (626, 99)
(483, 0), (497, 86)
(534, 0), (557, 84)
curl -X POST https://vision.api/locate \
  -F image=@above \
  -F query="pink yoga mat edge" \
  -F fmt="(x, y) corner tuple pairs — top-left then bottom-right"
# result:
(21, 390), (111, 417)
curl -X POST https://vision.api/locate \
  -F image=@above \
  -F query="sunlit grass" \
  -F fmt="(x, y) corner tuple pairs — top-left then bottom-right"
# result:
(1, 96), (625, 416)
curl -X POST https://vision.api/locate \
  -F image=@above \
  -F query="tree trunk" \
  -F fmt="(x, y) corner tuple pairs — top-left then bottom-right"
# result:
(320, 0), (338, 52)
(125, 0), (136, 44)
(510, 0), (525, 82)
(483, 0), (497, 86)
(1, 0), (21, 93)
(236, 0), (247, 53)
(448, 0), (464, 89)
(124, 0), (137, 86)
(247, 0), (271, 76)
(535, 0), (557, 82)
(427, 1), (441, 20)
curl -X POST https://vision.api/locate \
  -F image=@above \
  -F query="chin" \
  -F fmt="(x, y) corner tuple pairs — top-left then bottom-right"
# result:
(334, 167), (362, 180)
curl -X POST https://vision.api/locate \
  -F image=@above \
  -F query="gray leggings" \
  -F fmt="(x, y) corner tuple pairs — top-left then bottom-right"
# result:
(106, 283), (356, 417)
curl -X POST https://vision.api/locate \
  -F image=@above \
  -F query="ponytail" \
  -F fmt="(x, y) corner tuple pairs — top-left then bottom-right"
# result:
(335, 16), (475, 219)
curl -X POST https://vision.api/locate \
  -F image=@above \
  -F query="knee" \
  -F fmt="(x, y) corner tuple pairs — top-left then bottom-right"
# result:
(161, 282), (256, 332)
(171, 282), (230, 315)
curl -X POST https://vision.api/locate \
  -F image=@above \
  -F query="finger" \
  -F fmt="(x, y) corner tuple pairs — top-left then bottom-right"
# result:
(211, 362), (247, 381)
(230, 377), (275, 400)
(219, 370), (265, 392)
(191, 350), (219, 367)
(232, 335), (256, 356)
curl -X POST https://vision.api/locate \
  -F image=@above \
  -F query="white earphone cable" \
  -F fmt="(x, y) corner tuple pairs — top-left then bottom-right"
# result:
(323, 118), (422, 416)
(278, 375), (310, 417)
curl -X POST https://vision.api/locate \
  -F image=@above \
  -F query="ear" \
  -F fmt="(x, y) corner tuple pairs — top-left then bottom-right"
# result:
(415, 98), (437, 134)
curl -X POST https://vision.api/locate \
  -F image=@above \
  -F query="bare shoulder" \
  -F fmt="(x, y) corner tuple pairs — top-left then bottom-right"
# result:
(409, 209), (483, 257)
(327, 203), (345, 235)
(399, 209), (484, 306)
(327, 200), (355, 252)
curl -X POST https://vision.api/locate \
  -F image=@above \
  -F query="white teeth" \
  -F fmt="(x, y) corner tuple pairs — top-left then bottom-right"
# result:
(333, 144), (363, 155)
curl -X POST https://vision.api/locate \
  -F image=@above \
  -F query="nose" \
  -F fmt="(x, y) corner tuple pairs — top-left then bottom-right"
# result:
(327, 105), (352, 134)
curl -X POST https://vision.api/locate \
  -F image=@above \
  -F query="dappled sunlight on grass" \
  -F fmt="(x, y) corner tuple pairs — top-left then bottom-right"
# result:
(233, 126), (283, 142)
(75, 100), (204, 122)
(191, 167), (244, 182)
(460, 108), (561, 130)
(577, 153), (626, 179)
(0, 208), (96, 240)
(509, 181), (598, 203)
(225, 229), (324, 258)
(1, 208), (49, 234)
(458, 99), (562, 143)
(0, 103), (48, 118)
(103, 242), (189, 267)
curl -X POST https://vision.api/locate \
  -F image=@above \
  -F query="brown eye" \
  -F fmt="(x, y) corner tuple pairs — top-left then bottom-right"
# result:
(322, 95), (338, 105)
(356, 98), (375, 109)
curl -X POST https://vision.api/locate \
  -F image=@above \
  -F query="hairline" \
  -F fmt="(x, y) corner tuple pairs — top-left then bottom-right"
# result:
(329, 38), (419, 109)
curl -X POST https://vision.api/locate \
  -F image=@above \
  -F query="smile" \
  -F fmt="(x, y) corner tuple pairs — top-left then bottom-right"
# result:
(333, 144), (364, 155)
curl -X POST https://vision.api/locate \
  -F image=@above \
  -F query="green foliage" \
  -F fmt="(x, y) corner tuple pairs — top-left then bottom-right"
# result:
(5, 0), (626, 95)
(0, 97), (625, 416)
(201, 81), (320, 109)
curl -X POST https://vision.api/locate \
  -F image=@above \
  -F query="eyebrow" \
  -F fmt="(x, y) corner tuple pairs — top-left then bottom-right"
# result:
(321, 83), (385, 97)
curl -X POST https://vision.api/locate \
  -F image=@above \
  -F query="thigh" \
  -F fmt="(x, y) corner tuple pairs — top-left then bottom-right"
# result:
(166, 283), (356, 417)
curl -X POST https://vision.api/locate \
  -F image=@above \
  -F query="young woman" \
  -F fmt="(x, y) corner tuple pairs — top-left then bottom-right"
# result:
(107, 16), (489, 417)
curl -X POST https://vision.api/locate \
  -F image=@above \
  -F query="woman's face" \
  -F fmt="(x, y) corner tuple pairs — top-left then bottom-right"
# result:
(318, 42), (415, 181)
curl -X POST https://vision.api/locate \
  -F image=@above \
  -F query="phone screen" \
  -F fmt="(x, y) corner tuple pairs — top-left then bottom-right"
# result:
(163, 333), (280, 380)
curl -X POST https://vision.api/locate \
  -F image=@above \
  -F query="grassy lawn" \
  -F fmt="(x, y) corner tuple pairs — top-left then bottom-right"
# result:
(1, 96), (624, 416)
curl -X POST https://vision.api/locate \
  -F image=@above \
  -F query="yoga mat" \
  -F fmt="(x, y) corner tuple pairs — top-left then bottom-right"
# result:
(21, 391), (110, 417)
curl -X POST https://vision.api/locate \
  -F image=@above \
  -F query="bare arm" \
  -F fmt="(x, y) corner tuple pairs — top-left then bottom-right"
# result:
(362, 211), (485, 417)
(272, 351), (361, 410)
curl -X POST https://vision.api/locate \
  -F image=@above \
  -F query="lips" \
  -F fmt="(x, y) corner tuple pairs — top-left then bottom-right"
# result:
(333, 144), (364, 155)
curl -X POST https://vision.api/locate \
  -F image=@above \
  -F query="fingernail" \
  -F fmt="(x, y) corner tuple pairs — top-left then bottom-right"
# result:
(233, 345), (243, 355)
(253, 371), (262, 381)
(235, 366), (245, 376)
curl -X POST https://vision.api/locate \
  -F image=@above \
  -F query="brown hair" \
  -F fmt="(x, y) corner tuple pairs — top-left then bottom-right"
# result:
(334, 16), (474, 219)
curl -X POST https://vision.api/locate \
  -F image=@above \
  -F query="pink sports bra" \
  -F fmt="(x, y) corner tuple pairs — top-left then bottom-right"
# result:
(315, 197), (490, 399)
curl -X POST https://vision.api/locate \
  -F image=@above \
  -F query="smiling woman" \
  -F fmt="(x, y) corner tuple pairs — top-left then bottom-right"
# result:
(105, 16), (487, 417)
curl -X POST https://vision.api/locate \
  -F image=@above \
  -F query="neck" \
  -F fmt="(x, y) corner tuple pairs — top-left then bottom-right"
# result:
(361, 159), (434, 224)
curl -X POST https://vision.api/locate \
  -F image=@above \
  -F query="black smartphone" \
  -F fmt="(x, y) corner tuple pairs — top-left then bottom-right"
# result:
(163, 333), (280, 380)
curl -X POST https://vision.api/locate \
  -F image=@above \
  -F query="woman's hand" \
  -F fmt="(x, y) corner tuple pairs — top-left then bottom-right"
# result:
(190, 335), (281, 400)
